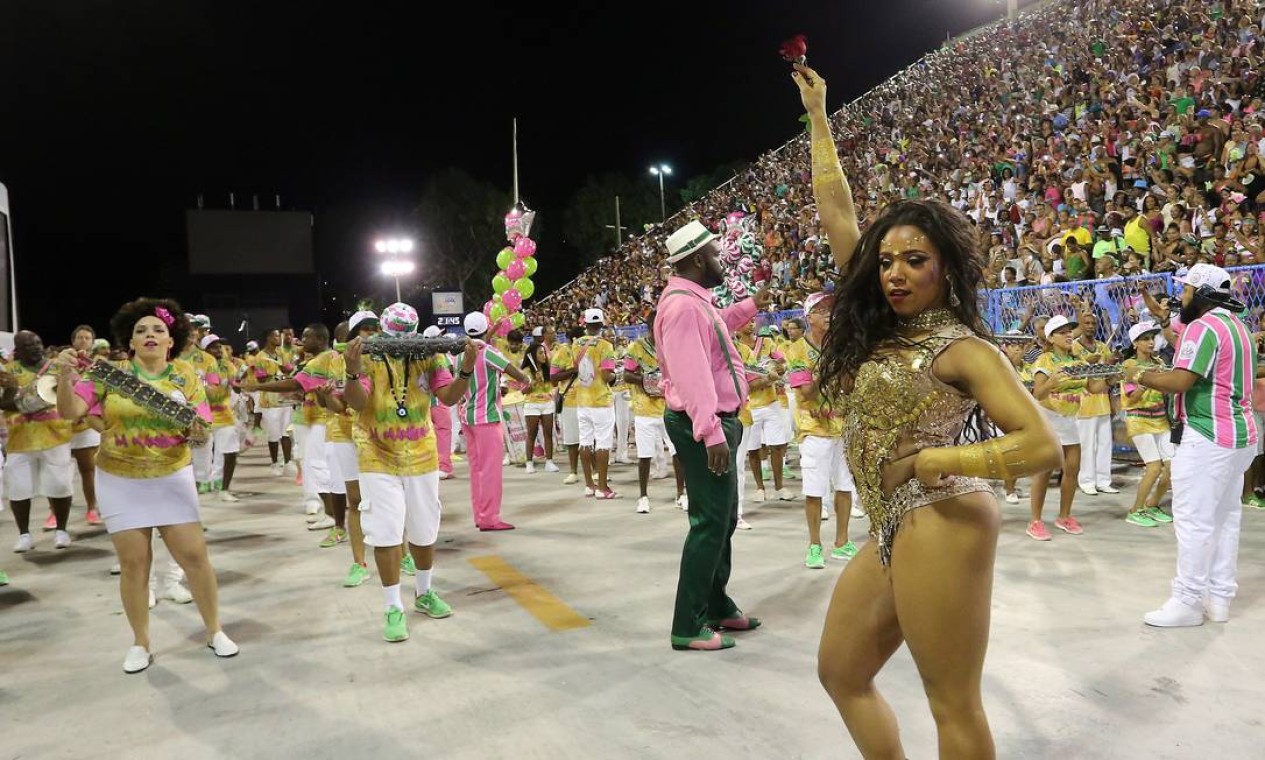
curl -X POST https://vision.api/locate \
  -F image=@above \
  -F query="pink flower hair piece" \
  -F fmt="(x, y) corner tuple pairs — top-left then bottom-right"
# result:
(154, 307), (175, 327)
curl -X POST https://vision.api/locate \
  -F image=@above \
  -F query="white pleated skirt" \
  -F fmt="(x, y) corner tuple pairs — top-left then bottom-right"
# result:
(98, 465), (202, 533)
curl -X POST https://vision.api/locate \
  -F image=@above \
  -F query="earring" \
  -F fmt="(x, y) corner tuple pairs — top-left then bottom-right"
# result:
(948, 278), (961, 308)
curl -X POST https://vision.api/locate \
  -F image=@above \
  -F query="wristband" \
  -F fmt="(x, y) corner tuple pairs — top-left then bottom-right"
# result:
(459, 369), (473, 379)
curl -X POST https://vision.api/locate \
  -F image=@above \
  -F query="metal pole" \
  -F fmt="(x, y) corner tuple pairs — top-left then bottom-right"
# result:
(615, 195), (622, 247)
(395, 277), (402, 303)
(658, 173), (666, 222)
(512, 117), (520, 206)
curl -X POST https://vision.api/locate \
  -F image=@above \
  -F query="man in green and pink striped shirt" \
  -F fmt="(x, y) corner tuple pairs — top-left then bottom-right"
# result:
(1127, 264), (1258, 628)
(458, 312), (529, 531)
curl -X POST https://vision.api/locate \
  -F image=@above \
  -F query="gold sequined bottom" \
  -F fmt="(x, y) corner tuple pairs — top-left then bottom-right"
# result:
(868, 476), (993, 566)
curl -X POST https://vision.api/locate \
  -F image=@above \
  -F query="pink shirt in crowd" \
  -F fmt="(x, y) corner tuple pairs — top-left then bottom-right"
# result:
(653, 276), (757, 446)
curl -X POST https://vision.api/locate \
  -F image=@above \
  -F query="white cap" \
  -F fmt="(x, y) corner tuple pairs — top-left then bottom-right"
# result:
(463, 312), (490, 336)
(190, 314), (211, 329)
(246, 340), (259, 351)
(348, 310), (378, 332)
(422, 326), (442, 338)
(531, 326), (544, 338)
(199, 334), (222, 350)
(1128, 322), (1161, 344)
(1044, 314), (1079, 339)
(1175, 263), (1231, 294)
(583, 308), (605, 325)
(664, 220), (716, 263)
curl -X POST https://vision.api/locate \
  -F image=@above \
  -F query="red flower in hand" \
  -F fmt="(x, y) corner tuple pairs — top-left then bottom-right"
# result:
(779, 34), (807, 64)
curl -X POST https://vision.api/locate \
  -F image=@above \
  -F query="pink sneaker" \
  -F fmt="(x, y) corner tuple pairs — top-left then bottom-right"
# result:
(1055, 516), (1084, 535)
(1026, 520), (1051, 541)
(86, 509), (103, 526)
(594, 489), (621, 500)
(42, 513), (57, 532)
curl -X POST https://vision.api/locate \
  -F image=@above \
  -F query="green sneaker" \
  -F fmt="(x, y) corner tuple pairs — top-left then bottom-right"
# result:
(830, 541), (859, 561)
(211, 479), (222, 492)
(1144, 507), (1173, 524)
(383, 607), (409, 642)
(0, 569), (9, 586)
(400, 554), (416, 576)
(343, 563), (369, 587)
(784, 468), (801, 480)
(1244, 495), (1265, 511)
(414, 589), (453, 619)
(197, 482), (210, 494)
(319, 527), (347, 548)
(1125, 510), (1158, 528)
(805, 544), (826, 569)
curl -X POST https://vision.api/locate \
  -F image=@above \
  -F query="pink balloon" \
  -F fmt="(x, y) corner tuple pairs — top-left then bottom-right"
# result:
(502, 288), (523, 312)
(513, 237), (536, 258)
(496, 318), (513, 336)
(506, 259), (526, 280)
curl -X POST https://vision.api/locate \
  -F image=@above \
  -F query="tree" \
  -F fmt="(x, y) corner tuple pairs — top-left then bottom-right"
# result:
(679, 160), (749, 204)
(413, 168), (513, 307)
(562, 172), (658, 265)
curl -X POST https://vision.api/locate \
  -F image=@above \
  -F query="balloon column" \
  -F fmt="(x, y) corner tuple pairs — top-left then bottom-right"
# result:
(712, 211), (764, 308)
(484, 205), (539, 336)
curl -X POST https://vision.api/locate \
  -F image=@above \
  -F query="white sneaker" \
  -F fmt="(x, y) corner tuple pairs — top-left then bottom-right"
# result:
(148, 588), (157, 609)
(308, 515), (335, 530)
(438, 471), (453, 480)
(123, 645), (153, 674)
(736, 518), (752, 530)
(269, 462), (283, 476)
(502, 454), (511, 466)
(676, 494), (689, 511)
(1205, 597), (1231, 623)
(1005, 491), (1020, 505)
(162, 582), (193, 604)
(525, 462), (536, 474)
(283, 461), (298, 477)
(753, 489), (766, 502)
(1080, 485), (1099, 496)
(208, 631), (239, 658)
(305, 511), (325, 524)
(637, 496), (651, 514)
(1144, 598), (1205, 628)
(1098, 485), (1120, 494)
(110, 563), (121, 575)
(219, 490), (241, 503)
(777, 488), (797, 501)
(544, 461), (560, 473)
(13, 534), (33, 553)
(54, 530), (71, 549)
(821, 505), (830, 521)
(303, 496), (323, 516)
(563, 473), (578, 485)
(583, 487), (595, 497)
(850, 504), (865, 519)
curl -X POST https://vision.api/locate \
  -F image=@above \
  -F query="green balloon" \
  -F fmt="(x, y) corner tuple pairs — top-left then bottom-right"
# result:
(523, 256), (538, 277)
(490, 304), (507, 322)
(492, 273), (511, 294)
(513, 277), (535, 300)
(510, 312), (526, 328)
(496, 248), (515, 270)
(492, 292), (502, 303)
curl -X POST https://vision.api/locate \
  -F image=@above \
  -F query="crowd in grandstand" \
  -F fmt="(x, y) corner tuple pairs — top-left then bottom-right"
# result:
(534, 0), (1265, 330)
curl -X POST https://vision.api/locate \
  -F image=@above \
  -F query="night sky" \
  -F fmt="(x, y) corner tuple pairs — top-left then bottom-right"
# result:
(0, 0), (1031, 342)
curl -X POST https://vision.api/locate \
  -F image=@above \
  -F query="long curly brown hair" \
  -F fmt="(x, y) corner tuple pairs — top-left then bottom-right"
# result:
(110, 298), (191, 360)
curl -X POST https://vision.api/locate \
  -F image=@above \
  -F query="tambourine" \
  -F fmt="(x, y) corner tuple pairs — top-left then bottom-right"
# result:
(642, 370), (664, 397)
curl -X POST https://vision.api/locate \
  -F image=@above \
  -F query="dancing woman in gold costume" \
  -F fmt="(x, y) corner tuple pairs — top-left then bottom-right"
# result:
(793, 64), (1061, 759)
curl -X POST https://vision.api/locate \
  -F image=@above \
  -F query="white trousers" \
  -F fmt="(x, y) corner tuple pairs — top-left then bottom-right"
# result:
(735, 421), (756, 518)
(1170, 431), (1256, 606)
(1076, 415), (1113, 490)
(191, 427), (241, 484)
(613, 391), (632, 460)
(302, 424), (331, 496)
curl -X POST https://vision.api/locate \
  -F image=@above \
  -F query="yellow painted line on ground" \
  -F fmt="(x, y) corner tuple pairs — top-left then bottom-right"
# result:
(468, 554), (591, 632)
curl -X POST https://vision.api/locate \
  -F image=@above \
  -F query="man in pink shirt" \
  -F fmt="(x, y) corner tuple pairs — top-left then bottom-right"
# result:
(656, 220), (773, 652)
(458, 313), (530, 531)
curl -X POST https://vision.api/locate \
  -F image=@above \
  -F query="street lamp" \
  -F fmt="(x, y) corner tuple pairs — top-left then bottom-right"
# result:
(380, 259), (415, 302)
(649, 164), (672, 222)
(374, 236), (416, 301)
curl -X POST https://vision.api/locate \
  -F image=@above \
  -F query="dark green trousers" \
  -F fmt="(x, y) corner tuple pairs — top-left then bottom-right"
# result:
(665, 410), (742, 638)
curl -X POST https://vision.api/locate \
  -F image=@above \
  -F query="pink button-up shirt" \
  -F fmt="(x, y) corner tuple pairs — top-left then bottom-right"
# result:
(654, 276), (757, 446)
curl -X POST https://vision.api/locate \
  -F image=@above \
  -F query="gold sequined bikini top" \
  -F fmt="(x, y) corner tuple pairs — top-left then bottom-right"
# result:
(842, 317), (990, 564)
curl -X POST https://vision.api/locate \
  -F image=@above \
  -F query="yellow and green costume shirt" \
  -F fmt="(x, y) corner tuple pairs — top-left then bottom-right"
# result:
(550, 343), (579, 409)
(784, 337), (844, 439)
(1121, 358), (1170, 436)
(74, 361), (212, 478)
(354, 355), (453, 476)
(624, 338), (666, 418)
(3, 359), (72, 452)
(1072, 339), (1112, 418)
(569, 337), (617, 408)
(1031, 352), (1088, 417)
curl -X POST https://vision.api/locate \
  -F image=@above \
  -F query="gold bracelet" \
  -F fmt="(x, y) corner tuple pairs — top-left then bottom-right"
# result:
(957, 438), (1025, 480)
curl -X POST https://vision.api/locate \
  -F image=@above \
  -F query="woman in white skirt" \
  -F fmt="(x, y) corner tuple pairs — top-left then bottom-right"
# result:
(1121, 323), (1175, 528)
(55, 297), (238, 674)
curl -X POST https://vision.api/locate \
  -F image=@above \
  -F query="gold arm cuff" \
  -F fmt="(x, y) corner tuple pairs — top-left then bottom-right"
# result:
(956, 438), (1024, 480)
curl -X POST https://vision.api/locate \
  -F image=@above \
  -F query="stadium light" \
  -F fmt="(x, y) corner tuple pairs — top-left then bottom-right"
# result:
(379, 259), (416, 301)
(649, 164), (672, 222)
